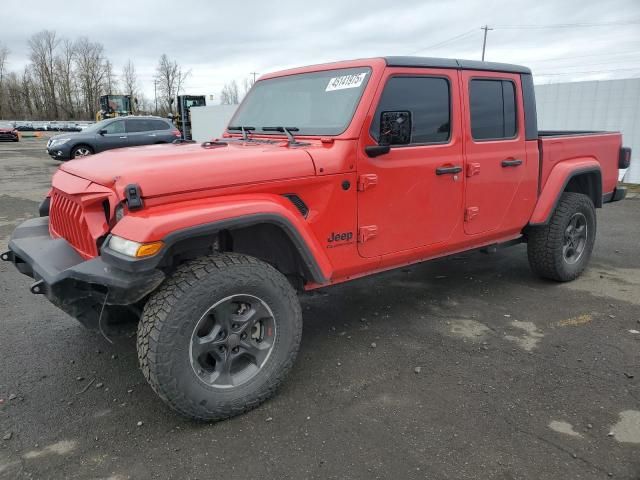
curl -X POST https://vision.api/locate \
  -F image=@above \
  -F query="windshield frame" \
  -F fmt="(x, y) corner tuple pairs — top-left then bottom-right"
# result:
(228, 66), (373, 137)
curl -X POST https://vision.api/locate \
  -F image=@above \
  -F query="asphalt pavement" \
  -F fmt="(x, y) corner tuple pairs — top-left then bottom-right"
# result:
(1, 138), (639, 480)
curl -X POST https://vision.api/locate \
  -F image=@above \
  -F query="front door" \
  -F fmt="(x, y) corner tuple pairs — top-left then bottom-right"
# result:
(461, 71), (528, 235)
(96, 119), (128, 152)
(357, 69), (464, 258)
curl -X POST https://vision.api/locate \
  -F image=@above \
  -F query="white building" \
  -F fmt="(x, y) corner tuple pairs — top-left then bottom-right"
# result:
(535, 78), (640, 184)
(190, 104), (238, 142)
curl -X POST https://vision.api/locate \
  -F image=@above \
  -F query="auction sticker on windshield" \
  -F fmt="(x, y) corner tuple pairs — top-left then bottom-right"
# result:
(326, 72), (368, 92)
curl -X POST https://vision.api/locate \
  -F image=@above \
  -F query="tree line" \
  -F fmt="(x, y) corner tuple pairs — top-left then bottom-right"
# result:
(0, 30), (253, 121)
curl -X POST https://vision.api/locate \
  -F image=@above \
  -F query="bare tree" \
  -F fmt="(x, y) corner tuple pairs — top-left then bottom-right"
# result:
(220, 80), (239, 105)
(74, 37), (108, 119)
(241, 76), (255, 98)
(104, 59), (118, 94)
(28, 30), (60, 119)
(0, 43), (9, 119)
(155, 54), (189, 114)
(121, 59), (138, 101)
(55, 39), (77, 119)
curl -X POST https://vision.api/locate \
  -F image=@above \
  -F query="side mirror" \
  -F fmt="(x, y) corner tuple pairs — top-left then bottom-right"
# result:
(99, 129), (107, 135)
(379, 111), (411, 146)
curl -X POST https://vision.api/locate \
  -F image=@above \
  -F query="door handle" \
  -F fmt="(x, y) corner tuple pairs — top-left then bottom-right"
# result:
(148, 133), (157, 137)
(119, 136), (127, 139)
(436, 165), (463, 175)
(501, 159), (523, 167)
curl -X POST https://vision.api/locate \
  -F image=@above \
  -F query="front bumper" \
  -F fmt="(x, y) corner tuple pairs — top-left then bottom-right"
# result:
(2, 217), (165, 329)
(46, 145), (71, 160)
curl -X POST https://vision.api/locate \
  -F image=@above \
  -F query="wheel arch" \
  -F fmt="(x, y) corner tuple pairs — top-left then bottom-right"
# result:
(529, 162), (602, 226)
(158, 214), (330, 286)
(105, 196), (333, 287)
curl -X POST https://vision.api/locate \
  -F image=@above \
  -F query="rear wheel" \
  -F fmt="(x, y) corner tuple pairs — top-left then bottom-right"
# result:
(71, 144), (93, 159)
(526, 192), (596, 281)
(137, 253), (302, 421)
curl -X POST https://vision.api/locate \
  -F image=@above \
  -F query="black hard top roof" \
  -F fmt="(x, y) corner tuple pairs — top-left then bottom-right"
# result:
(384, 56), (531, 74)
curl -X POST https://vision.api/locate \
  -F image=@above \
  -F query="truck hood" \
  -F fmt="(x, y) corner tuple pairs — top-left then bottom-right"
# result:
(60, 142), (316, 198)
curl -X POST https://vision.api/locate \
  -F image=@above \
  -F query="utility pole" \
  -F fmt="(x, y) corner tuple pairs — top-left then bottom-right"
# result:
(250, 72), (259, 84)
(154, 80), (158, 115)
(481, 25), (493, 61)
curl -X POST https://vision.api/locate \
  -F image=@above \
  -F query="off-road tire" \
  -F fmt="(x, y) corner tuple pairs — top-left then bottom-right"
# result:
(526, 192), (596, 282)
(137, 253), (302, 421)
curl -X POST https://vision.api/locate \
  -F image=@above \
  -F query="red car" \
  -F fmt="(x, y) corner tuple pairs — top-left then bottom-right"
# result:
(3, 57), (631, 420)
(0, 126), (19, 142)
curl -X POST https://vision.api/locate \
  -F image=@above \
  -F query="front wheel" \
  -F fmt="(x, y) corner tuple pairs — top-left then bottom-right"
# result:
(137, 254), (302, 421)
(526, 192), (596, 281)
(70, 144), (93, 159)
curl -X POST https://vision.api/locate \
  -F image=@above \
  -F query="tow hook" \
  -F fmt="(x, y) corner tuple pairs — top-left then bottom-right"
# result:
(0, 251), (13, 262)
(30, 280), (45, 295)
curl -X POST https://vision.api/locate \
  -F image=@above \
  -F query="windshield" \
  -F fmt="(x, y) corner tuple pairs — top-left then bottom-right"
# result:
(229, 67), (371, 136)
(82, 119), (111, 133)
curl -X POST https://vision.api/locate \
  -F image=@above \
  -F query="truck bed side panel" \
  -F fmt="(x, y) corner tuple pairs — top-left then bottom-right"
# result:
(538, 132), (622, 196)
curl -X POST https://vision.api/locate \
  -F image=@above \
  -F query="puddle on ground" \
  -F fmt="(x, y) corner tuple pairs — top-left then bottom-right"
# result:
(448, 319), (491, 341)
(564, 267), (640, 304)
(609, 410), (640, 444)
(23, 440), (77, 459)
(504, 320), (544, 351)
(549, 420), (583, 438)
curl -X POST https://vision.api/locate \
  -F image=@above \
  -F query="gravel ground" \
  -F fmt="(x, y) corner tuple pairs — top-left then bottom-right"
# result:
(1, 138), (639, 480)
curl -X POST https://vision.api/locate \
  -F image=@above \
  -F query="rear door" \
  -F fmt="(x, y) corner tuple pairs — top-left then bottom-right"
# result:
(461, 71), (527, 235)
(95, 119), (127, 152)
(126, 118), (158, 146)
(357, 68), (464, 258)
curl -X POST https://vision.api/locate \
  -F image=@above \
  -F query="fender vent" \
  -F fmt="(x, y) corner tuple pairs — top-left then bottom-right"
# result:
(283, 194), (309, 218)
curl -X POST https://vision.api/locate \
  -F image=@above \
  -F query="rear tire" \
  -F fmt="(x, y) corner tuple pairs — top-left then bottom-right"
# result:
(137, 253), (302, 421)
(526, 192), (596, 281)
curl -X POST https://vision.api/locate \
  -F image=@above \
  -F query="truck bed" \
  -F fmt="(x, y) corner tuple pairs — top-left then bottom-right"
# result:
(537, 131), (622, 199)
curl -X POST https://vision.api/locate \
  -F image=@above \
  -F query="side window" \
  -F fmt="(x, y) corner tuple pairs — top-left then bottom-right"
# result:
(126, 119), (152, 133)
(103, 120), (125, 134)
(469, 79), (517, 140)
(150, 120), (170, 130)
(370, 76), (450, 145)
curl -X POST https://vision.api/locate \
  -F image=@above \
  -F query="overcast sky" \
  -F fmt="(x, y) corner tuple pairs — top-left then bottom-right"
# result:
(2, 0), (639, 102)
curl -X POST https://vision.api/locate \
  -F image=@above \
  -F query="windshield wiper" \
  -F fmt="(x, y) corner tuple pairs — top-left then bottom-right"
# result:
(227, 125), (255, 141)
(262, 126), (301, 145)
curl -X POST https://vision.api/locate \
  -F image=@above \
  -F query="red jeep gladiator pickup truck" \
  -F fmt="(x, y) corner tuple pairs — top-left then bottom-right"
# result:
(3, 57), (631, 420)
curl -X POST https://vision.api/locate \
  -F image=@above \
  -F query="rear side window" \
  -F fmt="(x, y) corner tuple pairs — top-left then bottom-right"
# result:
(150, 120), (170, 130)
(126, 119), (166, 133)
(371, 76), (450, 145)
(469, 79), (517, 140)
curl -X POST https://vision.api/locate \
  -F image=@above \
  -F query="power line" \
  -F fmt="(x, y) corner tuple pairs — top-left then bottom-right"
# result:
(408, 29), (477, 55)
(494, 20), (640, 29)
(534, 67), (640, 76)
(528, 50), (640, 63)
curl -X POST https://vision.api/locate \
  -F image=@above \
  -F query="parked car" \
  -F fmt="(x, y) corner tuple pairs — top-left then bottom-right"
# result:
(46, 116), (181, 160)
(3, 56), (631, 421)
(0, 126), (19, 142)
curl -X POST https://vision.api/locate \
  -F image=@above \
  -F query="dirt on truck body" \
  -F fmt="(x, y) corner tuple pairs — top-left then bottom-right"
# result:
(2, 56), (631, 420)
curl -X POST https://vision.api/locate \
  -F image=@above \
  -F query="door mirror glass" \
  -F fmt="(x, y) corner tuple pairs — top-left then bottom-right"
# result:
(379, 111), (411, 146)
